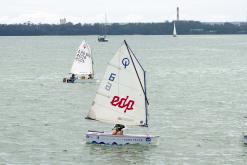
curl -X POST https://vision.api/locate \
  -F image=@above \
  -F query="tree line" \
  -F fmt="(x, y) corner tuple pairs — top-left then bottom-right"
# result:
(0, 21), (246, 36)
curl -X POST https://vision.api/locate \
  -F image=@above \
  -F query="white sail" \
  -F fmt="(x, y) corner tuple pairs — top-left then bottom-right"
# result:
(87, 41), (148, 126)
(173, 22), (177, 37)
(70, 41), (93, 76)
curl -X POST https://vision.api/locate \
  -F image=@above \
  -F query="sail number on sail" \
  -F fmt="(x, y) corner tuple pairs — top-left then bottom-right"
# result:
(105, 72), (135, 113)
(105, 73), (116, 91)
(111, 96), (135, 113)
(75, 48), (90, 63)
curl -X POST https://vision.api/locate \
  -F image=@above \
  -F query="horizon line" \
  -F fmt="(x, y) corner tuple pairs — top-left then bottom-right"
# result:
(1, 20), (247, 25)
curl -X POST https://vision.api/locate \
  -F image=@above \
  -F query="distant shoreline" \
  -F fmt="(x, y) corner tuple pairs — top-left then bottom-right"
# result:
(0, 21), (246, 36)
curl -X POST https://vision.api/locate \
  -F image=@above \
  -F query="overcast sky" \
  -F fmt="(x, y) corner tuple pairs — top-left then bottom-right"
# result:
(0, 0), (246, 24)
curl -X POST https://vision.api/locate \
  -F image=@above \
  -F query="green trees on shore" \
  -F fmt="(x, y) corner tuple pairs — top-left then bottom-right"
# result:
(0, 21), (246, 36)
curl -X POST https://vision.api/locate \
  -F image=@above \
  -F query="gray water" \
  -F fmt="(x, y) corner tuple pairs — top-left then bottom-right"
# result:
(0, 35), (247, 165)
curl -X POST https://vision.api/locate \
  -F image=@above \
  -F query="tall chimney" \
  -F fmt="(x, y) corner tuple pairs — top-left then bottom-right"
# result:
(177, 7), (179, 21)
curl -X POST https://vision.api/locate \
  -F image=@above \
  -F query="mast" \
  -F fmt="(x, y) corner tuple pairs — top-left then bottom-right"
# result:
(90, 46), (94, 77)
(104, 12), (107, 37)
(144, 71), (148, 126)
(124, 40), (148, 127)
(125, 41), (149, 104)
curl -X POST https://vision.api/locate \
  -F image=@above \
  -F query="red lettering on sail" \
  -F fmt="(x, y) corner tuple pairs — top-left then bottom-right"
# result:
(111, 96), (135, 113)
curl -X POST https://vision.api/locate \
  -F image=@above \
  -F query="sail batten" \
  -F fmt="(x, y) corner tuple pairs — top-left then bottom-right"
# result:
(100, 80), (144, 93)
(96, 92), (110, 98)
(86, 41), (148, 126)
(92, 103), (145, 117)
(108, 63), (121, 69)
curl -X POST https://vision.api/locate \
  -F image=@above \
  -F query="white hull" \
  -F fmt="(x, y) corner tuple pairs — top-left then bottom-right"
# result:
(244, 133), (247, 144)
(85, 131), (159, 145)
(63, 75), (94, 83)
(74, 78), (95, 83)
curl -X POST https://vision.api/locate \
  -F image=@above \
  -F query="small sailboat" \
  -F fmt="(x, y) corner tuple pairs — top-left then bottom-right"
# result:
(98, 13), (108, 42)
(98, 36), (108, 42)
(173, 22), (177, 37)
(63, 41), (94, 83)
(85, 40), (159, 145)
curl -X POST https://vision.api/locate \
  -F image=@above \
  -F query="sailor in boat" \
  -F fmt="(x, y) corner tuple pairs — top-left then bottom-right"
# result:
(67, 74), (76, 83)
(112, 124), (125, 135)
(88, 74), (93, 79)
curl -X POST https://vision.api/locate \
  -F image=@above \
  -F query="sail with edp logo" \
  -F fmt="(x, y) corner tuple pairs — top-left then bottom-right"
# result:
(87, 40), (147, 126)
(85, 40), (159, 145)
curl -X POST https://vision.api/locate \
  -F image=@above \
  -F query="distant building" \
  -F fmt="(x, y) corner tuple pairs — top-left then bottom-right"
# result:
(24, 21), (32, 26)
(60, 18), (66, 25)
